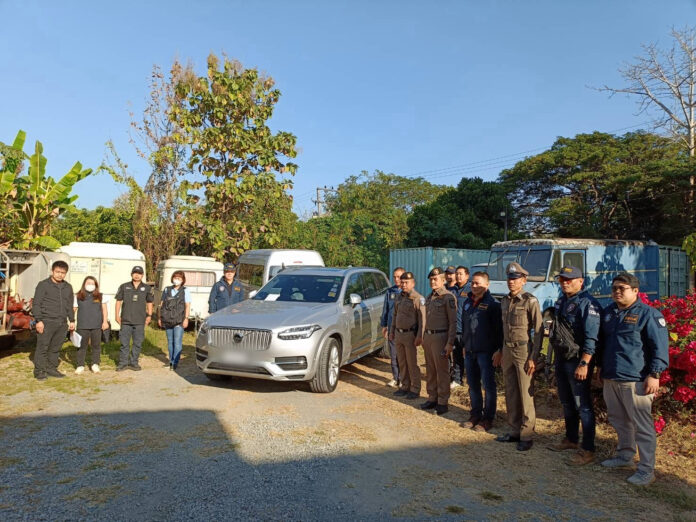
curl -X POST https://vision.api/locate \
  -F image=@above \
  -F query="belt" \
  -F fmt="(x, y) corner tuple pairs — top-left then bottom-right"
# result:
(505, 340), (528, 347)
(425, 329), (447, 334)
(396, 326), (417, 333)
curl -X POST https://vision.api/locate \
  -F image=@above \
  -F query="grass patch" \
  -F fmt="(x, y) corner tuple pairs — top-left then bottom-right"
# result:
(64, 484), (128, 506)
(635, 482), (696, 512)
(479, 491), (503, 502)
(445, 505), (466, 513)
(0, 456), (24, 470)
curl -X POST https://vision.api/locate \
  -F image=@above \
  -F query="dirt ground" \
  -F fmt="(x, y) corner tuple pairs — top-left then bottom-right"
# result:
(1, 329), (695, 521)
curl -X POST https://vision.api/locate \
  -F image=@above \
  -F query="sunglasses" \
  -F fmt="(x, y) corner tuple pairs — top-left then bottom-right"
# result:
(611, 285), (634, 293)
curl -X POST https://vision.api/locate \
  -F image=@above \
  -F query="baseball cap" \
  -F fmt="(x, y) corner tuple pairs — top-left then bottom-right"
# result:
(131, 265), (144, 274)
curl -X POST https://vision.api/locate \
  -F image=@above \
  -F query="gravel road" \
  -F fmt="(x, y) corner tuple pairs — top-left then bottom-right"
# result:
(0, 340), (689, 521)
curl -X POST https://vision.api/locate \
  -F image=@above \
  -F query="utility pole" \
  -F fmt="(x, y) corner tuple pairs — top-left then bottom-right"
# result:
(312, 186), (337, 217)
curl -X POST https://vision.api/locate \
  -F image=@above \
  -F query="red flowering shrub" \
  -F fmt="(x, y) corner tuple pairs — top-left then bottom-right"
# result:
(645, 291), (696, 429)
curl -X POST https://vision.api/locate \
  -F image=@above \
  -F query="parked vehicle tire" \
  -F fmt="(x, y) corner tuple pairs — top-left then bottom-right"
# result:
(204, 372), (230, 382)
(309, 338), (340, 393)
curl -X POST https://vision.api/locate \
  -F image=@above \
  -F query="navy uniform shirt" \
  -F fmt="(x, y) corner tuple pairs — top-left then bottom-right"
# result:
(551, 290), (601, 356)
(380, 285), (401, 328)
(452, 283), (471, 333)
(115, 281), (154, 325)
(208, 278), (244, 313)
(600, 299), (669, 382)
(461, 290), (503, 353)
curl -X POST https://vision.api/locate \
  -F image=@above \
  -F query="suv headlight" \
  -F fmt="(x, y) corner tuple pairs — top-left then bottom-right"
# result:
(277, 325), (322, 340)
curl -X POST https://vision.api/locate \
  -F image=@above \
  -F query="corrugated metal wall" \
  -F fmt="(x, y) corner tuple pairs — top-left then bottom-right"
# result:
(659, 246), (690, 298)
(389, 248), (490, 297)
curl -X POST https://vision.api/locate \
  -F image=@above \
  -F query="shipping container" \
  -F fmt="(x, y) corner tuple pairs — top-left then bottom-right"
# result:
(389, 247), (490, 296)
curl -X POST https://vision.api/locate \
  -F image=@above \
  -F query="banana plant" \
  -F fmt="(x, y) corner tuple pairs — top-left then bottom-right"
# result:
(0, 130), (92, 250)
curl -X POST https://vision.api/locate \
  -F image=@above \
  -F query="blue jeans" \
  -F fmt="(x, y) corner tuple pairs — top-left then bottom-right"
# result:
(451, 334), (465, 384)
(556, 358), (596, 451)
(166, 326), (184, 367)
(464, 350), (497, 421)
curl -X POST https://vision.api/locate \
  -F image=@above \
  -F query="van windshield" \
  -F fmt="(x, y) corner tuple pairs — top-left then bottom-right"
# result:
(253, 275), (344, 303)
(488, 248), (551, 282)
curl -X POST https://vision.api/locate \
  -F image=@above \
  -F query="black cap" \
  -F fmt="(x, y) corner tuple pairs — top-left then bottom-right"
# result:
(445, 266), (456, 274)
(223, 263), (237, 272)
(428, 267), (444, 278)
(558, 266), (583, 279)
(400, 271), (414, 280)
(131, 265), (144, 274)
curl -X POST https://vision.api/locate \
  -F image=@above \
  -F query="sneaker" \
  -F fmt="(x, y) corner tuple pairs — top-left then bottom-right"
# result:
(46, 369), (65, 378)
(462, 416), (480, 429)
(601, 457), (636, 469)
(568, 449), (595, 466)
(130, 363), (142, 371)
(91, 364), (100, 373)
(627, 471), (656, 486)
(435, 404), (449, 415)
(474, 419), (493, 432)
(34, 372), (47, 381)
(116, 365), (128, 372)
(450, 381), (462, 390)
(169, 364), (173, 371)
(547, 438), (579, 452)
(75, 366), (85, 375)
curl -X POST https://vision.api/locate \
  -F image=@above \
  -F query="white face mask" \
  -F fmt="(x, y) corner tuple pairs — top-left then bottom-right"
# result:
(85, 284), (96, 292)
(172, 279), (183, 287)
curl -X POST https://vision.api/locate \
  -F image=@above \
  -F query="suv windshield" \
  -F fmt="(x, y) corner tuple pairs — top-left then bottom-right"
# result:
(253, 274), (344, 303)
(488, 248), (551, 282)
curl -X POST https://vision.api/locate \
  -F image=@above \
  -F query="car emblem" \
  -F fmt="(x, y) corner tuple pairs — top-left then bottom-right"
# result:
(233, 332), (244, 343)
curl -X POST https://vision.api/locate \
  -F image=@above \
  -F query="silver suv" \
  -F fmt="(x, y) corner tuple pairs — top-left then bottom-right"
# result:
(195, 267), (390, 392)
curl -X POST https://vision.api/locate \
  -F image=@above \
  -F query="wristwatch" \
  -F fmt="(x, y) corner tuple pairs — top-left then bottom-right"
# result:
(578, 360), (588, 367)
(650, 372), (661, 379)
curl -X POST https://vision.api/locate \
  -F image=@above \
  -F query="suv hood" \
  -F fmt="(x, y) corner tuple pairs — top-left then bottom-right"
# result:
(205, 299), (336, 330)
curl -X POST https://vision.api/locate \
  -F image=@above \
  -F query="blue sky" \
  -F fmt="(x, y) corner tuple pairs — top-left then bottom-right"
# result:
(2, 0), (695, 218)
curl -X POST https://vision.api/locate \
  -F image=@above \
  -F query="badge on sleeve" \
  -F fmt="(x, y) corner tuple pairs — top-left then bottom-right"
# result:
(656, 317), (667, 328)
(464, 303), (470, 311)
(390, 293), (395, 300)
(219, 286), (225, 292)
(420, 297), (426, 306)
(449, 298), (455, 309)
(588, 306), (599, 317)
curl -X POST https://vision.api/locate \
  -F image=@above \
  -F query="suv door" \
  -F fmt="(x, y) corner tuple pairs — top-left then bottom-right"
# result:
(343, 272), (370, 358)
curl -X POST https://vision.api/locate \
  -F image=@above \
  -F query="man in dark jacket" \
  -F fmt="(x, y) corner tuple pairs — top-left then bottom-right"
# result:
(208, 263), (244, 313)
(547, 266), (601, 466)
(32, 260), (75, 380)
(599, 273), (669, 486)
(460, 271), (502, 431)
(380, 266), (404, 388)
(115, 266), (154, 371)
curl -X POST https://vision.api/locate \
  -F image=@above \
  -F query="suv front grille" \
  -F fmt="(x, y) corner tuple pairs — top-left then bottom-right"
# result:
(208, 327), (272, 351)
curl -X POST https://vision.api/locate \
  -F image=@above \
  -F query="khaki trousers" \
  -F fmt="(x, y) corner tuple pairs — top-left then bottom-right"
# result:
(423, 332), (450, 405)
(603, 379), (656, 474)
(394, 331), (421, 394)
(502, 344), (535, 441)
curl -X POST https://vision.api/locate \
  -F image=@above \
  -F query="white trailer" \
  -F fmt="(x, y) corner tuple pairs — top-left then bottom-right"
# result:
(56, 242), (147, 331)
(153, 255), (223, 323)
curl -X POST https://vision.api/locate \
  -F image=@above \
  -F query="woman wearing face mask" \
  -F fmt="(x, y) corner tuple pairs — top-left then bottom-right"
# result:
(158, 270), (191, 370)
(73, 276), (109, 374)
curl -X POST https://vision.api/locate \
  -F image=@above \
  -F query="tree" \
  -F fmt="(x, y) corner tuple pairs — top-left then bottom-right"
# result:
(500, 131), (692, 243)
(170, 53), (298, 259)
(0, 130), (92, 249)
(52, 206), (134, 246)
(319, 171), (446, 271)
(406, 177), (513, 249)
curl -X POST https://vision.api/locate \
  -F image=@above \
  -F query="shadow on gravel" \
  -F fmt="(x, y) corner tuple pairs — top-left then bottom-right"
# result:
(1, 409), (694, 521)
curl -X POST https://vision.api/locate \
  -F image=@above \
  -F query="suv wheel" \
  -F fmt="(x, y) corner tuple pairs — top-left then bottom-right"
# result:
(309, 338), (340, 393)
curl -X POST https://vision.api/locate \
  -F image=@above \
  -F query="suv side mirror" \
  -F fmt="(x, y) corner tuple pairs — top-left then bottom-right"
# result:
(349, 293), (362, 306)
(249, 290), (258, 298)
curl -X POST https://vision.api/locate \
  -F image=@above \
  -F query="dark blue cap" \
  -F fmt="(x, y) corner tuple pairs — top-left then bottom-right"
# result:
(223, 263), (237, 272)
(558, 266), (583, 279)
(131, 265), (144, 274)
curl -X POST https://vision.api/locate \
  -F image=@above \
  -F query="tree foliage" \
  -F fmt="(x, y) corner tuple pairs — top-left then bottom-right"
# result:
(406, 177), (513, 249)
(52, 206), (134, 246)
(500, 131), (693, 243)
(0, 130), (92, 249)
(170, 53), (298, 259)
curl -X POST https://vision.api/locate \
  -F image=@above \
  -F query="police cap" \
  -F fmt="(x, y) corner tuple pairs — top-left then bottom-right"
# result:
(131, 265), (144, 274)
(558, 265), (583, 279)
(506, 262), (529, 279)
(400, 271), (414, 281)
(223, 263), (237, 272)
(445, 265), (456, 274)
(428, 267), (444, 278)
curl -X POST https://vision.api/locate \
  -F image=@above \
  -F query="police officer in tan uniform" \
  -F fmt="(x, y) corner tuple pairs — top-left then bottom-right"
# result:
(389, 272), (426, 400)
(421, 267), (457, 415)
(493, 262), (543, 451)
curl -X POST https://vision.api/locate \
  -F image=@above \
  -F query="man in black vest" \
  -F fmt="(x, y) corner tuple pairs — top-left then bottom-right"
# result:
(115, 266), (154, 371)
(32, 260), (75, 379)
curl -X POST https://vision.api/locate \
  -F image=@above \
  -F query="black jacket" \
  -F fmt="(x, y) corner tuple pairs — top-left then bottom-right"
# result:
(461, 290), (503, 353)
(33, 278), (75, 323)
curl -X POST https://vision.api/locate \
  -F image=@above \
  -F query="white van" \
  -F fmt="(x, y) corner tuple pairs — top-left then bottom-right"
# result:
(57, 242), (147, 331)
(154, 255), (223, 322)
(236, 249), (325, 296)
